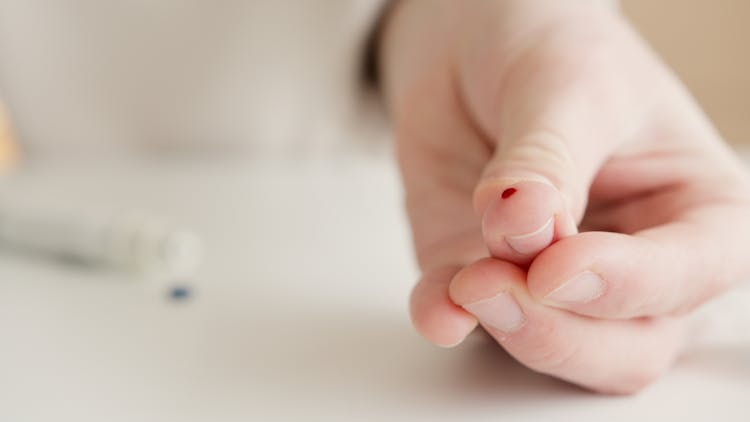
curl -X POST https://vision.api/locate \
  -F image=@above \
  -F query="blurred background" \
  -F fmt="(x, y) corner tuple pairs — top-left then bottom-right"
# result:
(0, 0), (750, 160)
(623, 0), (750, 145)
(0, 0), (750, 154)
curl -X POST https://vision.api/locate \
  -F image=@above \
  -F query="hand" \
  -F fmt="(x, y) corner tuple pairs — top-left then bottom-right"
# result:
(380, 0), (750, 393)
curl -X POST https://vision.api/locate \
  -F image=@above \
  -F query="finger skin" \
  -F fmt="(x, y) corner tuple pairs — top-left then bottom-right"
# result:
(528, 202), (750, 319)
(466, 17), (655, 265)
(449, 258), (684, 394)
(528, 232), (680, 319)
(480, 179), (575, 265)
(464, 12), (652, 228)
(410, 266), (479, 347)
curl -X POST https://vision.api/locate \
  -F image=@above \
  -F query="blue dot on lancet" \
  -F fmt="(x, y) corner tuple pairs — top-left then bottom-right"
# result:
(169, 285), (193, 301)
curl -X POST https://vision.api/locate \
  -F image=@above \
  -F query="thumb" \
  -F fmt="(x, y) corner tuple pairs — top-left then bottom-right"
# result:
(472, 48), (643, 264)
(474, 130), (599, 264)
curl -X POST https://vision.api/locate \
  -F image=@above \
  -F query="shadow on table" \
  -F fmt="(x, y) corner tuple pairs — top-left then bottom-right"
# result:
(219, 305), (750, 410)
(238, 308), (589, 410)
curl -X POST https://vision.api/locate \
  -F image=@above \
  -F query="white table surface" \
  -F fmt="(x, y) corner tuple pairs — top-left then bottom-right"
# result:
(0, 151), (748, 421)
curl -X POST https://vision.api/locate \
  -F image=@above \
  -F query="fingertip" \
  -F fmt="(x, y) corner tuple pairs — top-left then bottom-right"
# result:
(410, 266), (479, 347)
(455, 257), (683, 392)
(411, 310), (478, 348)
(473, 176), (556, 216)
(527, 233), (604, 301)
(527, 232), (655, 319)
(478, 180), (571, 263)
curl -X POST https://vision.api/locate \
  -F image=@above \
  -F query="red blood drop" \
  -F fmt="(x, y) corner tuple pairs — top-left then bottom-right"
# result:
(501, 188), (517, 199)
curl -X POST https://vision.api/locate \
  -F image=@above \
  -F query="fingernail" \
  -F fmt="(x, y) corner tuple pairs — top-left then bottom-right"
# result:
(546, 271), (606, 304)
(463, 292), (526, 333)
(505, 216), (554, 255)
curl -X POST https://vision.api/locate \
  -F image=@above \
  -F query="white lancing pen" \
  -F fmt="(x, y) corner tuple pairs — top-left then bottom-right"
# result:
(0, 205), (203, 276)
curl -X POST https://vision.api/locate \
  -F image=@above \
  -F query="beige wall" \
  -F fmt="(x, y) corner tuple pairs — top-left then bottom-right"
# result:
(623, 0), (750, 144)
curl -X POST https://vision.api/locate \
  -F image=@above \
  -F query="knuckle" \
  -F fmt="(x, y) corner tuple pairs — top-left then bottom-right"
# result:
(504, 130), (574, 179)
(495, 130), (585, 208)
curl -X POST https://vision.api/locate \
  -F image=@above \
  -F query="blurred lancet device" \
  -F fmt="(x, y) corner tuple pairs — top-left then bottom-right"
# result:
(0, 206), (203, 277)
